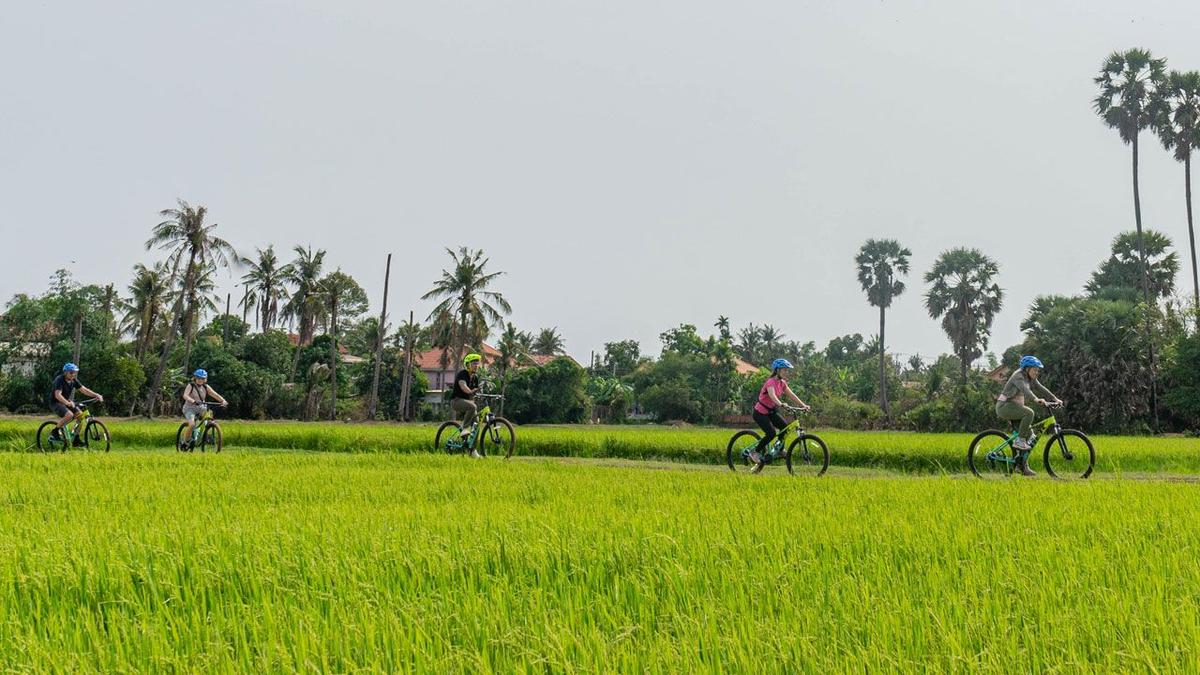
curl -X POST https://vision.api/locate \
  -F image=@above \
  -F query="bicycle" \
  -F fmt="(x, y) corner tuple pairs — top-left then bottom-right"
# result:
(36, 399), (110, 452)
(434, 393), (516, 458)
(726, 405), (829, 476)
(175, 403), (225, 453)
(967, 402), (1094, 479)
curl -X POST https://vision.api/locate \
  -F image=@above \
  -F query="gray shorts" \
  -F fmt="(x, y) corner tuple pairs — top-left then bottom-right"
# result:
(183, 404), (206, 422)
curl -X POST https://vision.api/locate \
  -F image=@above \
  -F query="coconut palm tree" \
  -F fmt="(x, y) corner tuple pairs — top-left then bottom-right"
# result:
(924, 248), (1003, 386)
(1152, 70), (1200, 310)
(241, 246), (294, 332)
(122, 262), (169, 360)
(760, 325), (785, 356)
(318, 270), (366, 420)
(283, 245), (327, 381)
(736, 324), (763, 364)
(172, 261), (222, 371)
(532, 327), (565, 356)
(143, 200), (238, 415)
(421, 247), (511, 365)
(1095, 48), (1167, 426)
(856, 238), (912, 420)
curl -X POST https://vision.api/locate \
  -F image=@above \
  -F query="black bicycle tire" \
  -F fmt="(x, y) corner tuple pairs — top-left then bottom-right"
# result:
(786, 433), (830, 476)
(1043, 429), (1095, 479)
(968, 429), (1013, 479)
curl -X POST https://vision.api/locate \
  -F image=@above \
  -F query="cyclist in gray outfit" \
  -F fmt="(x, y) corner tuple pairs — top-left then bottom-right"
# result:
(996, 355), (1063, 476)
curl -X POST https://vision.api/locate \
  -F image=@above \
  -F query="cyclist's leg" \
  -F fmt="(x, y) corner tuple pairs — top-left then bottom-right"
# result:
(995, 401), (1034, 437)
(51, 403), (72, 437)
(182, 405), (200, 441)
(450, 399), (477, 425)
(751, 411), (778, 454)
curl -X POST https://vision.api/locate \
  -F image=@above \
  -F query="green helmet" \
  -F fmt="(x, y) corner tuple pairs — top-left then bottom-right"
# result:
(464, 353), (482, 365)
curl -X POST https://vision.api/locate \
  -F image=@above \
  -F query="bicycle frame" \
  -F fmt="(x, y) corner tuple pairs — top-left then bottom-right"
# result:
(737, 411), (806, 460)
(446, 396), (501, 450)
(191, 408), (215, 442)
(984, 414), (1061, 466)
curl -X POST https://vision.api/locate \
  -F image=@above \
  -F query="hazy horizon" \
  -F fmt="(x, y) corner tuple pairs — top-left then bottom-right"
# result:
(3, 1), (1199, 366)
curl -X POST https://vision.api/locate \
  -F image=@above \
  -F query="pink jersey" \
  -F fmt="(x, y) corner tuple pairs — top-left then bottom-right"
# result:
(755, 376), (786, 415)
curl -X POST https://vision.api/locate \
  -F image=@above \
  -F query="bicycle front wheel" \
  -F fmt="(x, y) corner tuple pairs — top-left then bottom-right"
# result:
(786, 434), (829, 477)
(199, 423), (223, 453)
(479, 418), (516, 458)
(968, 430), (1015, 479)
(1043, 430), (1094, 480)
(84, 420), (110, 452)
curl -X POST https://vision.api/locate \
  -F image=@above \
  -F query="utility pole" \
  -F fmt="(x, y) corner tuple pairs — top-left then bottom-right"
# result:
(367, 254), (391, 420)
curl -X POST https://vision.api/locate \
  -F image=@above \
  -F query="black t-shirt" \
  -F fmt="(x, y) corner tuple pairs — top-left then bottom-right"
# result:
(451, 369), (478, 400)
(48, 374), (82, 405)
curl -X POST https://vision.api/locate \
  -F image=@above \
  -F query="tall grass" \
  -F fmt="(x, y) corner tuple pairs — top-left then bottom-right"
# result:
(2, 418), (1198, 474)
(0, 451), (1196, 671)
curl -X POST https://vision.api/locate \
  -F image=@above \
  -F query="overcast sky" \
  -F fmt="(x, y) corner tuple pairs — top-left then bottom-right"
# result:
(3, 0), (1199, 365)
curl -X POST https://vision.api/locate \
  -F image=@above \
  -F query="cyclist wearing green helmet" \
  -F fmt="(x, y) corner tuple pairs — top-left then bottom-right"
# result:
(451, 354), (484, 449)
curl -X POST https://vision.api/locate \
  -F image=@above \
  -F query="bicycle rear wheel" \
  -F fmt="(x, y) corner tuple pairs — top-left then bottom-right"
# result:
(479, 418), (516, 458)
(36, 421), (66, 453)
(968, 430), (1015, 479)
(84, 420), (110, 452)
(786, 434), (829, 477)
(725, 430), (761, 471)
(175, 424), (193, 452)
(1043, 430), (1094, 480)
(435, 421), (465, 454)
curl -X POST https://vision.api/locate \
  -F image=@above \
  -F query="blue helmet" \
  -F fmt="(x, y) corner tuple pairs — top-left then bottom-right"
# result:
(1019, 356), (1044, 370)
(193, 369), (208, 379)
(62, 362), (79, 373)
(771, 358), (794, 371)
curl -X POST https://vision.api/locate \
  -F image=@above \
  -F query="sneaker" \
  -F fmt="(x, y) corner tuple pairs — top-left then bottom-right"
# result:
(1016, 458), (1037, 477)
(746, 450), (763, 465)
(1012, 437), (1031, 451)
(750, 462), (765, 474)
(71, 438), (84, 448)
(469, 450), (483, 459)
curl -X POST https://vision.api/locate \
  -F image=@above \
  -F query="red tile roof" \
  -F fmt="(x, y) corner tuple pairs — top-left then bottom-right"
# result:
(413, 344), (502, 371)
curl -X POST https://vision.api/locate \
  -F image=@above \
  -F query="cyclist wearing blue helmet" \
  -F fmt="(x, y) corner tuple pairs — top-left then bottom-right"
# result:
(182, 368), (228, 448)
(47, 363), (104, 444)
(996, 355), (1063, 476)
(748, 358), (811, 469)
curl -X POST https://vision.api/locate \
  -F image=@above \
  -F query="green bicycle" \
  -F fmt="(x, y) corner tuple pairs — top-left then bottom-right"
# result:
(36, 399), (110, 452)
(967, 403), (1094, 479)
(726, 405), (829, 476)
(175, 403), (225, 453)
(434, 394), (516, 458)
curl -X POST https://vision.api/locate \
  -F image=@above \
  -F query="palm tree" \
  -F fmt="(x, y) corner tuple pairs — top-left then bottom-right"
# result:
(1153, 70), (1200, 310)
(1095, 48), (1167, 427)
(282, 245), (327, 381)
(143, 200), (238, 415)
(395, 315), (426, 420)
(170, 261), (222, 372)
(242, 246), (294, 332)
(1086, 229), (1180, 301)
(532, 327), (565, 356)
(760, 325), (785, 355)
(714, 316), (731, 342)
(736, 324), (763, 364)
(855, 238), (912, 420)
(924, 248), (1003, 385)
(122, 262), (169, 361)
(319, 270), (360, 420)
(496, 322), (534, 413)
(421, 247), (512, 365)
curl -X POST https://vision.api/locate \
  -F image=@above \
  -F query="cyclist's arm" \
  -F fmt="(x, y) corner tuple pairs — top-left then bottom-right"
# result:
(766, 387), (783, 407)
(207, 387), (228, 405)
(183, 384), (197, 405)
(78, 385), (102, 402)
(1032, 380), (1058, 403)
(54, 389), (75, 408)
(458, 379), (475, 396)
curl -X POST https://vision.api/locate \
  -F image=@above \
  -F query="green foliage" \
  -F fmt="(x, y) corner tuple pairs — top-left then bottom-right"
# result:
(355, 348), (429, 421)
(598, 340), (641, 377)
(1163, 330), (1200, 429)
(503, 358), (588, 424)
(1086, 229), (1179, 301)
(658, 324), (706, 357)
(241, 330), (294, 373)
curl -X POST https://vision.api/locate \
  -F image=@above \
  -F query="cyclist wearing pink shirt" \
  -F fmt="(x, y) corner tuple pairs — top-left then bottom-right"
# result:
(748, 358), (811, 467)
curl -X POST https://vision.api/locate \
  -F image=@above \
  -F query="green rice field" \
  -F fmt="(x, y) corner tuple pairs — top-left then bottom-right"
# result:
(1, 419), (1198, 671)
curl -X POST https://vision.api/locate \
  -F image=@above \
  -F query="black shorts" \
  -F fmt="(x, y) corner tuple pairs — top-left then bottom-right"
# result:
(51, 402), (73, 417)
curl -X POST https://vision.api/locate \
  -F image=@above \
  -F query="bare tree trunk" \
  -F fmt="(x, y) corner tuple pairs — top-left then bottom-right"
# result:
(145, 252), (196, 417)
(399, 310), (415, 421)
(368, 254), (391, 420)
(72, 314), (82, 365)
(224, 293), (231, 346)
(330, 299), (339, 421)
(1186, 153), (1199, 312)
(1132, 135), (1160, 430)
(878, 305), (890, 421)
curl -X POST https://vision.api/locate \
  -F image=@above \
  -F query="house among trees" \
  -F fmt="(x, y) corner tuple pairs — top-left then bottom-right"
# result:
(413, 343), (580, 411)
